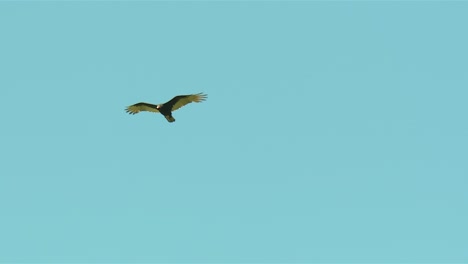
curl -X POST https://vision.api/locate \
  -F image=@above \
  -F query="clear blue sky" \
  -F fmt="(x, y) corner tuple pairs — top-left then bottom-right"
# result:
(1, 1), (467, 262)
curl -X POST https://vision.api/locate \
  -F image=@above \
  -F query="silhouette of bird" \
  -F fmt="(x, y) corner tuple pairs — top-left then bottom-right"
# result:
(125, 93), (207, 123)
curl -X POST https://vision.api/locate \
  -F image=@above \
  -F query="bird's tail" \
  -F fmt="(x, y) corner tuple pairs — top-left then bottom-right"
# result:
(165, 115), (176, 123)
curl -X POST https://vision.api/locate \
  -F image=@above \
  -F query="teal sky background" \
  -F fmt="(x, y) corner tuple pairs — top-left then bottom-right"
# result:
(1, 1), (467, 262)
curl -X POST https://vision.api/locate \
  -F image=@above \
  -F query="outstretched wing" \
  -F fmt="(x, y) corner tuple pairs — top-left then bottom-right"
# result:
(125, 102), (159, 115)
(165, 93), (208, 112)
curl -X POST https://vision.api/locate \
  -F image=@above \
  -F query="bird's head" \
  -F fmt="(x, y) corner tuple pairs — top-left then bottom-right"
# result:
(156, 104), (162, 109)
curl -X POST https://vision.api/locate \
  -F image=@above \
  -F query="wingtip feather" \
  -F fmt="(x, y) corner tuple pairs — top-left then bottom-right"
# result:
(195, 92), (208, 102)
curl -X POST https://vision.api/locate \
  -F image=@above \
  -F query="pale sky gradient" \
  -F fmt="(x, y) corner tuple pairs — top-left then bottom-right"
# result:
(1, 1), (467, 262)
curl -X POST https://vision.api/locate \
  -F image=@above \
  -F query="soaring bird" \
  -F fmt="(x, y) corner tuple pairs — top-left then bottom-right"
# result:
(125, 93), (207, 123)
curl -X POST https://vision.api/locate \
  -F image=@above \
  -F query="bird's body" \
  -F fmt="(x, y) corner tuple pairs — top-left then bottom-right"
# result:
(125, 93), (207, 123)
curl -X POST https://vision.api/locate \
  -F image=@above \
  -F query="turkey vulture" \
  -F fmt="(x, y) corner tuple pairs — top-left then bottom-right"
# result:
(125, 93), (207, 123)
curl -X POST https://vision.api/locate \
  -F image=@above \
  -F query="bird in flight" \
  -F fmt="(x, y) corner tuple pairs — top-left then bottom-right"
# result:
(125, 93), (207, 123)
